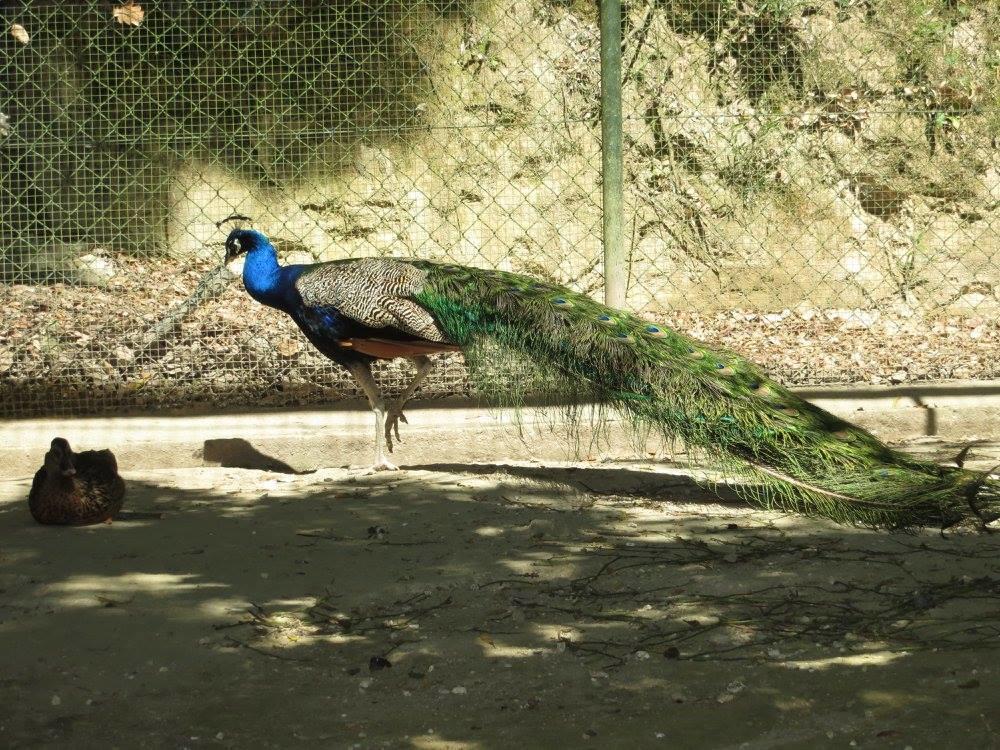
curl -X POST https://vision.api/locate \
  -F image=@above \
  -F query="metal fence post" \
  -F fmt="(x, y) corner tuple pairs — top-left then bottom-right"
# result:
(600, 0), (626, 308)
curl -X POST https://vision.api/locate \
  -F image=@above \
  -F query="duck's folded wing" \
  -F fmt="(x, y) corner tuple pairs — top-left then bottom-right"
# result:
(27, 467), (46, 504)
(77, 449), (119, 476)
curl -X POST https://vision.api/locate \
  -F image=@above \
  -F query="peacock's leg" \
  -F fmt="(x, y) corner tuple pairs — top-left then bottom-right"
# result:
(384, 355), (433, 452)
(346, 361), (398, 471)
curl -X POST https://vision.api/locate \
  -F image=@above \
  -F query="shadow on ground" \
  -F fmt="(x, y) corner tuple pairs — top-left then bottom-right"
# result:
(1, 461), (998, 748)
(202, 438), (313, 475)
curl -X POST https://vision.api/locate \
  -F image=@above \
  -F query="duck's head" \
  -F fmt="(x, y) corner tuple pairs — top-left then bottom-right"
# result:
(44, 437), (76, 477)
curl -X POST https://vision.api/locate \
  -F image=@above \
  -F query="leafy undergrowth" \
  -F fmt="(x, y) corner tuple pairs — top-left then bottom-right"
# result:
(1, 252), (997, 418)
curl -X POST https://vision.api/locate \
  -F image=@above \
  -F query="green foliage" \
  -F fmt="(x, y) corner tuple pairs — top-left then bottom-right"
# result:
(718, 115), (791, 207)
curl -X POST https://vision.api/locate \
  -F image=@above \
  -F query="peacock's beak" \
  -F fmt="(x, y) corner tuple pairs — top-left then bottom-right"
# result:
(223, 236), (247, 264)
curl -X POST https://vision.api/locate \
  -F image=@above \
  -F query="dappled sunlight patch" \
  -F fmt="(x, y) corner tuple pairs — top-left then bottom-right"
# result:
(461, 503), (1000, 665)
(45, 572), (227, 608)
(214, 604), (367, 657)
(533, 622), (582, 642)
(777, 650), (909, 671)
(465, 622), (587, 659)
(313, 633), (368, 647)
(496, 555), (552, 577)
(606, 676), (676, 694)
(411, 735), (483, 750)
(228, 589), (462, 657)
(246, 612), (316, 648)
(473, 525), (506, 537)
(195, 596), (259, 619)
(474, 640), (553, 659)
(773, 695), (815, 712)
(859, 687), (937, 708)
(213, 502), (277, 517)
(96, 518), (161, 530)
(0, 477), (35, 512)
(266, 596), (318, 609)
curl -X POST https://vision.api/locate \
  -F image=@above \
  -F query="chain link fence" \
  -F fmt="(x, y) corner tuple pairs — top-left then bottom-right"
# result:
(1, 0), (997, 419)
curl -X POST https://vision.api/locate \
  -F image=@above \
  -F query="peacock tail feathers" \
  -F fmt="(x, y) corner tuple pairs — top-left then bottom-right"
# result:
(410, 262), (998, 529)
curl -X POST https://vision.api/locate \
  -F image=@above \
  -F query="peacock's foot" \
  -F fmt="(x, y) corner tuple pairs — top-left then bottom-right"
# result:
(383, 404), (409, 453)
(370, 457), (399, 472)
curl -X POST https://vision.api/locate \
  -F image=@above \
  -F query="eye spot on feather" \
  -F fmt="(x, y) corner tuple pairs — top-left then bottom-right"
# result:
(716, 366), (735, 376)
(753, 383), (772, 397)
(596, 314), (615, 325)
(687, 347), (705, 359)
(644, 325), (666, 337)
(551, 297), (573, 308)
(612, 332), (634, 342)
(779, 407), (799, 417)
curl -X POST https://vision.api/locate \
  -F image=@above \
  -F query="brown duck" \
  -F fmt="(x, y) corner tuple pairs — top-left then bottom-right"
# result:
(28, 438), (126, 525)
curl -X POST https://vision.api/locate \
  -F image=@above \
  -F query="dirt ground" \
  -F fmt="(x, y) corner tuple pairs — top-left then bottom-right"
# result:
(2, 449), (999, 749)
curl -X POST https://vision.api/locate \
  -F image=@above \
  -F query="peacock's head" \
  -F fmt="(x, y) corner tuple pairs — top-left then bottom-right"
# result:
(44, 437), (76, 478)
(224, 228), (270, 262)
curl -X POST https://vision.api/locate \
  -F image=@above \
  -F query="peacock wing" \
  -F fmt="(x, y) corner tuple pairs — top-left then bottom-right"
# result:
(295, 259), (449, 343)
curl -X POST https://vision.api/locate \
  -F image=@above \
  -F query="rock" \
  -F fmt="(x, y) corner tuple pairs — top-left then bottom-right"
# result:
(73, 253), (117, 285)
(526, 518), (554, 538)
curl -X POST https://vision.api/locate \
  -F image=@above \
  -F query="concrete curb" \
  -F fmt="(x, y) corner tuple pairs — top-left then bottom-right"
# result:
(2, 380), (999, 477)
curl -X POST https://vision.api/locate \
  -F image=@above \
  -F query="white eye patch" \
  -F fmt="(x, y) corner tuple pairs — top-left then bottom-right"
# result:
(233, 238), (242, 251)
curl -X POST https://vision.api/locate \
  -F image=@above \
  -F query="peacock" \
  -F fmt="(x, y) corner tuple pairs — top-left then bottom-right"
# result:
(28, 438), (126, 525)
(224, 227), (998, 528)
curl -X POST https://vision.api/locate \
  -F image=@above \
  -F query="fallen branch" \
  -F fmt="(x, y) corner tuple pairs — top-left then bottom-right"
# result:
(134, 262), (237, 357)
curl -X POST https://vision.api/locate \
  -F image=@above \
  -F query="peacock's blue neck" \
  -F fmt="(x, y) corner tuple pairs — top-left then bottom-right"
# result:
(242, 242), (290, 308)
